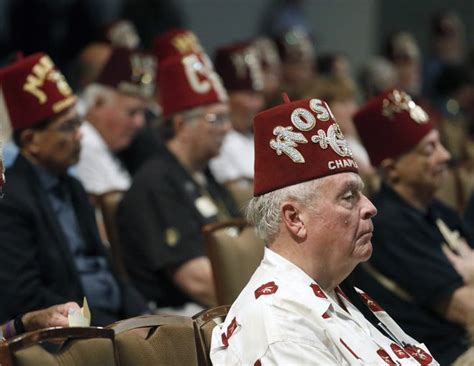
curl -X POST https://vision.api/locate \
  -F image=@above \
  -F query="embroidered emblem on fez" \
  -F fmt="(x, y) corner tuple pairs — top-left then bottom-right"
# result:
(382, 90), (428, 124)
(404, 345), (433, 365)
(390, 343), (409, 359)
(376, 349), (396, 365)
(221, 317), (238, 348)
(269, 98), (353, 164)
(310, 283), (327, 299)
(340, 338), (360, 360)
(311, 124), (353, 157)
(254, 281), (279, 299)
(358, 290), (384, 312)
(270, 126), (307, 163)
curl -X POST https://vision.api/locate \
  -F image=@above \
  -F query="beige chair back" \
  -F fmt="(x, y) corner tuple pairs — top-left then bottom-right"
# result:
(192, 305), (230, 366)
(203, 219), (265, 305)
(0, 327), (116, 366)
(108, 314), (198, 366)
(224, 180), (253, 211)
(98, 191), (127, 278)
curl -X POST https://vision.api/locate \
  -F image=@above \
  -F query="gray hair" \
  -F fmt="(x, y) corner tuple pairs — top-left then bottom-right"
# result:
(80, 83), (115, 115)
(246, 178), (323, 243)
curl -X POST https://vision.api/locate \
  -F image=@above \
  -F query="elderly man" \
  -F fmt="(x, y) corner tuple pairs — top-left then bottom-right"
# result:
(117, 45), (239, 313)
(352, 89), (473, 365)
(210, 95), (438, 365)
(210, 41), (265, 203)
(0, 53), (146, 325)
(75, 47), (156, 195)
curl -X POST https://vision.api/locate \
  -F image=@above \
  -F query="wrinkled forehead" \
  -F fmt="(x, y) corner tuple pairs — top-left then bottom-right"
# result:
(320, 172), (364, 193)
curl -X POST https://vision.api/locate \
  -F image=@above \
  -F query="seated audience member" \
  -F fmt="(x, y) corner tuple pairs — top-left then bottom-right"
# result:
(0, 147), (81, 339)
(383, 31), (422, 97)
(117, 48), (239, 314)
(252, 37), (282, 104)
(210, 95), (438, 365)
(1, 302), (80, 339)
(353, 89), (473, 365)
(317, 51), (352, 79)
(116, 28), (206, 175)
(75, 48), (156, 195)
(0, 53), (147, 326)
(210, 41), (265, 202)
(358, 57), (397, 101)
(273, 27), (317, 101)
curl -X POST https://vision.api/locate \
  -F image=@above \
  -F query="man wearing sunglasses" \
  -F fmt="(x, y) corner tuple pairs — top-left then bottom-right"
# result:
(0, 53), (147, 326)
(118, 45), (239, 314)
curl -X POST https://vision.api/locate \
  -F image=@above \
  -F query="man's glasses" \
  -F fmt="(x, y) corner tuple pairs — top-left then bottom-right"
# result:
(182, 109), (230, 125)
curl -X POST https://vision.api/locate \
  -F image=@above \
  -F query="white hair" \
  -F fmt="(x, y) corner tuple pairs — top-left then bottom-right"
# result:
(80, 83), (115, 115)
(246, 178), (323, 243)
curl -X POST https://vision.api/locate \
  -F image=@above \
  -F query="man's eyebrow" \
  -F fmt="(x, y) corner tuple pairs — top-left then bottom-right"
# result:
(340, 179), (364, 193)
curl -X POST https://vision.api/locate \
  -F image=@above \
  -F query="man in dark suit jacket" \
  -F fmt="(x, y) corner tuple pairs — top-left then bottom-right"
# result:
(0, 52), (146, 326)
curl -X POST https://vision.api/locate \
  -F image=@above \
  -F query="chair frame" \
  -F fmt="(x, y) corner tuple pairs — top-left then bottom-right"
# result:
(107, 314), (193, 335)
(0, 326), (114, 366)
(97, 190), (128, 279)
(192, 305), (231, 366)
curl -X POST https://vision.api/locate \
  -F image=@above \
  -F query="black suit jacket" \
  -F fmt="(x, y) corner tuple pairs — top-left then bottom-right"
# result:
(0, 155), (146, 325)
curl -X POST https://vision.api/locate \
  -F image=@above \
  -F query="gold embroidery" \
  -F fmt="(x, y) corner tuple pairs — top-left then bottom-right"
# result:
(382, 90), (428, 124)
(23, 55), (72, 105)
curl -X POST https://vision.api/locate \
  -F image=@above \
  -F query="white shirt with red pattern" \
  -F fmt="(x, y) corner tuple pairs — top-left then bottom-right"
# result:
(210, 248), (438, 366)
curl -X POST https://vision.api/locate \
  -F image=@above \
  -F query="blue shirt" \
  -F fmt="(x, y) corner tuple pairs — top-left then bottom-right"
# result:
(33, 164), (121, 312)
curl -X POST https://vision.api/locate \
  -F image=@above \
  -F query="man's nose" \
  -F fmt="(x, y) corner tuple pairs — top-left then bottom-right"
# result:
(361, 194), (377, 219)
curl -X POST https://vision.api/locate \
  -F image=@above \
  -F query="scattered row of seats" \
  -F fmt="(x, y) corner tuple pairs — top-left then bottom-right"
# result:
(0, 305), (230, 366)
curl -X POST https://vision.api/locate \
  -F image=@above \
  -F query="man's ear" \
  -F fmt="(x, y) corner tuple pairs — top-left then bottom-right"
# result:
(20, 129), (40, 155)
(380, 158), (399, 184)
(171, 114), (187, 137)
(281, 201), (307, 242)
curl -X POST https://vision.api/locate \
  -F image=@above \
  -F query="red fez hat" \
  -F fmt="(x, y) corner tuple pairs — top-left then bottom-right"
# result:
(0, 52), (76, 131)
(214, 42), (264, 92)
(153, 28), (204, 60)
(354, 89), (433, 167)
(254, 95), (358, 196)
(158, 52), (228, 118)
(96, 47), (156, 98)
(275, 28), (316, 63)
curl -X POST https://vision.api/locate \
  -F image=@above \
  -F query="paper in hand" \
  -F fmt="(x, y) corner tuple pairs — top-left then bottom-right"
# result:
(68, 297), (91, 327)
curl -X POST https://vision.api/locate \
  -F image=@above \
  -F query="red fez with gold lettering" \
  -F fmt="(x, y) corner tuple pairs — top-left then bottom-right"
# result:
(214, 42), (264, 92)
(0, 52), (76, 131)
(253, 95), (358, 196)
(354, 89), (433, 167)
(153, 28), (204, 60)
(96, 47), (156, 98)
(158, 52), (228, 118)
